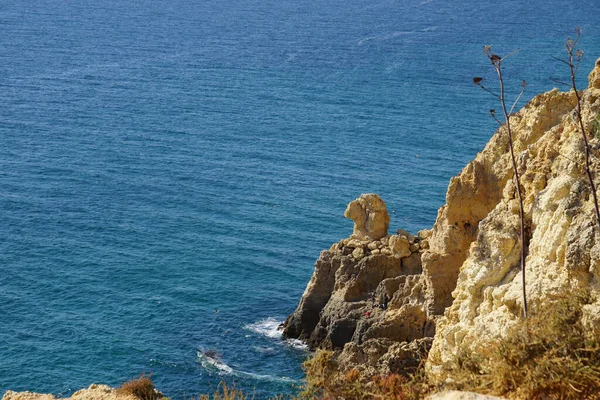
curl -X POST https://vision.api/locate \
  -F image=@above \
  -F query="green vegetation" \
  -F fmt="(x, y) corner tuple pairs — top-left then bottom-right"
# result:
(593, 115), (600, 139)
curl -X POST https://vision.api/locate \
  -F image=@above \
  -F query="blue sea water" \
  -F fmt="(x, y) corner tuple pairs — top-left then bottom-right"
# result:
(1, 0), (599, 397)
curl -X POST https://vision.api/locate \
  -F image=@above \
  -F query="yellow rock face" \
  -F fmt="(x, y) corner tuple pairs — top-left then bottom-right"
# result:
(2, 385), (138, 400)
(426, 58), (600, 380)
(344, 193), (390, 240)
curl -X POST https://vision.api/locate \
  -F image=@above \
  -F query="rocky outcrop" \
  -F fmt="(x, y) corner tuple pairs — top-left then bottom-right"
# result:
(283, 194), (435, 375)
(2, 385), (138, 400)
(284, 59), (600, 382)
(344, 193), (390, 240)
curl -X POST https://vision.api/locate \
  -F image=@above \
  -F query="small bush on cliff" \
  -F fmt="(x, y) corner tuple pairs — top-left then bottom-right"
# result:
(298, 350), (426, 399)
(593, 115), (600, 139)
(196, 382), (253, 400)
(116, 374), (165, 400)
(446, 293), (600, 399)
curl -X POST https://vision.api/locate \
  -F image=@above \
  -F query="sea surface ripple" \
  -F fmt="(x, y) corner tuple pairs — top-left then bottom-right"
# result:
(1, 0), (599, 397)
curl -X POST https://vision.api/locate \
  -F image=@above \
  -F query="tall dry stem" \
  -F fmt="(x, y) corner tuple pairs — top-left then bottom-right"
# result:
(474, 47), (528, 318)
(553, 27), (600, 232)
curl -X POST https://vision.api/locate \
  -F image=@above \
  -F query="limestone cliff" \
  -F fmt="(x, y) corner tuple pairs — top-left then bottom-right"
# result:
(284, 58), (600, 380)
(426, 58), (600, 379)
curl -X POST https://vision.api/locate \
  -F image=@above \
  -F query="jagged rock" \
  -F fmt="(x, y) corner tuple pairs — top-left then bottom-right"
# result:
(283, 196), (429, 373)
(352, 247), (365, 260)
(344, 194), (390, 240)
(380, 247), (393, 256)
(2, 393), (55, 400)
(338, 337), (432, 377)
(367, 241), (380, 250)
(389, 234), (411, 258)
(589, 57), (600, 89)
(2, 385), (141, 400)
(284, 200), (423, 349)
(402, 252), (423, 275)
(397, 229), (416, 243)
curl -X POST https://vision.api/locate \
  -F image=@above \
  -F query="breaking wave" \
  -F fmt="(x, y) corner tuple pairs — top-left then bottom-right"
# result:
(196, 349), (296, 383)
(244, 317), (308, 350)
(197, 350), (233, 375)
(244, 317), (283, 339)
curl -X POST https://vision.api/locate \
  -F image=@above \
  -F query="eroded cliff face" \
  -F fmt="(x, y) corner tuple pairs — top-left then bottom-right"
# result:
(284, 58), (600, 379)
(427, 58), (600, 380)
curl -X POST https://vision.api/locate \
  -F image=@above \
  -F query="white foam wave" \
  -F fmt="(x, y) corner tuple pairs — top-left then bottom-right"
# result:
(285, 338), (309, 350)
(252, 346), (276, 354)
(244, 317), (283, 339)
(197, 350), (233, 375)
(245, 317), (309, 350)
(235, 370), (296, 383)
(197, 349), (297, 383)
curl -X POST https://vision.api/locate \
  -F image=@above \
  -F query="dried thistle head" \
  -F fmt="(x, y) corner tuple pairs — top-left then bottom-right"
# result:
(490, 109), (496, 117)
(575, 25), (582, 35)
(576, 49), (584, 61)
(483, 45), (492, 55)
(566, 37), (574, 50)
(521, 80), (527, 89)
(473, 77), (483, 85)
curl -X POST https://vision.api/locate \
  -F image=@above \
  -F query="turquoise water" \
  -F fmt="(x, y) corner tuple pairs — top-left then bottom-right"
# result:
(1, 0), (599, 397)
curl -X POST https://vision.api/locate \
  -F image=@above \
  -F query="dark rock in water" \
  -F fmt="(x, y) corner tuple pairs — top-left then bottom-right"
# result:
(202, 349), (219, 359)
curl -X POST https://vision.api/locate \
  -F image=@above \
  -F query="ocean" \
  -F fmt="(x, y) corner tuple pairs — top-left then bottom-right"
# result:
(1, 0), (599, 397)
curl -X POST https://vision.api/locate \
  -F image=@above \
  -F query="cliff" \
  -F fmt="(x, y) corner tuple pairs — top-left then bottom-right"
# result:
(283, 57), (600, 384)
(427, 57), (600, 379)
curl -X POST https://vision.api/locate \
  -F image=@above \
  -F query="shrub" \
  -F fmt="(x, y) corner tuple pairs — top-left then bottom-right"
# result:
(116, 374), (164, 400)
(195, 382), (252, 400)
(593, 115), (600, 139)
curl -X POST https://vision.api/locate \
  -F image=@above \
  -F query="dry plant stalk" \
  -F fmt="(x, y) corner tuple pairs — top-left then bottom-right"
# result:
(552, 27), (600, 232)
(474, 47), (528, 318)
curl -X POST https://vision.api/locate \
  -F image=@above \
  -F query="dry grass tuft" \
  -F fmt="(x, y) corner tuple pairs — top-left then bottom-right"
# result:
(298, 349), (426, 399)
(195, 382), (252, 400)
(116, 374), (164, 400)
(445, 292), (600, 399)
